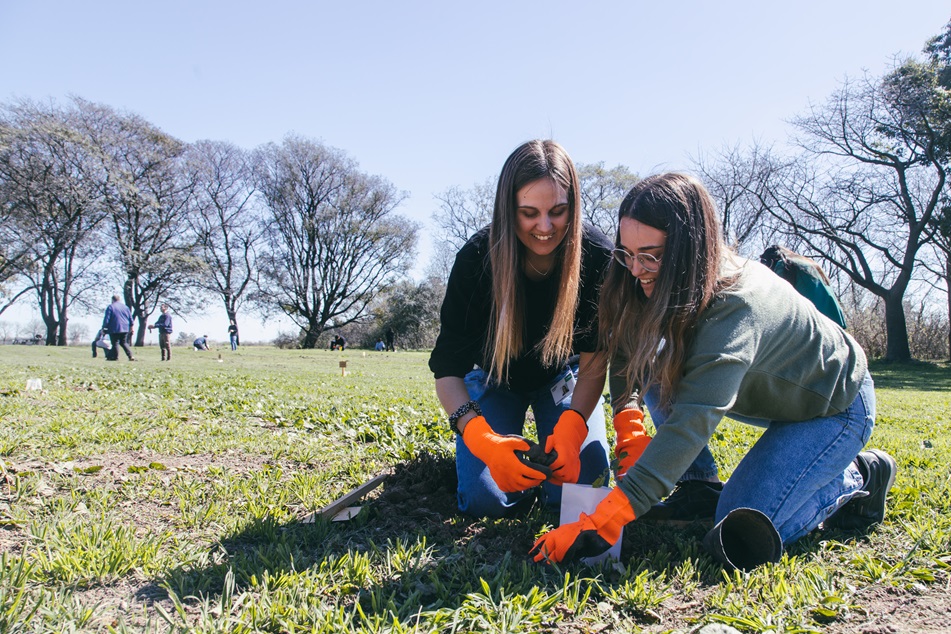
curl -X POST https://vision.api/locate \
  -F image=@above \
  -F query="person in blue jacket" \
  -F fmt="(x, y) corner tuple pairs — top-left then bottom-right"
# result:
(148, 303), (174, 361)
(102, 295), (135, 361)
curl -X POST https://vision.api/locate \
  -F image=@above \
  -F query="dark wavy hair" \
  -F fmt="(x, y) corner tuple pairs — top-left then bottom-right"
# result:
(597, 172), (729, 405)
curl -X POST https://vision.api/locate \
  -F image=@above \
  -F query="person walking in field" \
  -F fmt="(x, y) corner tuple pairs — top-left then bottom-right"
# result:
(102, 295), (135, 362)
(228, 319), (239, 351)
(148, 303), (173, 361)
(429, 139), (611, 518)
(531, 172), (896, 568)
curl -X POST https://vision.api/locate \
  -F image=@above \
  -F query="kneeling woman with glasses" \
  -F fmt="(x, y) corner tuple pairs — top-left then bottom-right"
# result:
(532, 172), (896, 567)
(429, 140), (612, 518)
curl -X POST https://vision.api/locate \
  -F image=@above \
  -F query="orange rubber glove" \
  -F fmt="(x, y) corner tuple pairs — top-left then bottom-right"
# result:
(614, 408), (651, 478)
(545, 409), (588, 485)
(462, 416), (547, 493)
(530, 487), (636, 563)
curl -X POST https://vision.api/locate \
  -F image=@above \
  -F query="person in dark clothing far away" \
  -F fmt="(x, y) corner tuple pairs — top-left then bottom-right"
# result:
(148, 303), (174, 361)
(91, 328), (110, 358)
(228, 320), (239, 351)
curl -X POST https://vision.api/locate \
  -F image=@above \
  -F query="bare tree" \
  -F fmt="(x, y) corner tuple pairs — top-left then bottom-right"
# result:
(429, 178), (495, 279)
(753, 65), (949, 362)
(76, 99), (204, 346)
(185, 140), (261, 336)
(0, 197), (34, 314)
(252, 136), (418, 348)
(693, 142), (787, 254)
(0, 99), (107, 344)
(577, 162), (640, 237)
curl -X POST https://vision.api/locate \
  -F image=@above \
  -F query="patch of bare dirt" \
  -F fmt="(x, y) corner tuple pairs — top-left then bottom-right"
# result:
(5, 449), (296, 476)
(824, 582), (951, 633)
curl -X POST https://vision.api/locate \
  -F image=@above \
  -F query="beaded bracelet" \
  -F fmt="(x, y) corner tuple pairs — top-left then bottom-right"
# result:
(448, 400), (482, 434)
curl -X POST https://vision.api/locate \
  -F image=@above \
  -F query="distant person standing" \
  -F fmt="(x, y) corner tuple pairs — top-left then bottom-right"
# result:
(228, 320), (239, 351)
(148, 304), (174, 361)
(385, 327), (395, 352)
(193, 335), (209, 351)
(102, 295), (135, 361)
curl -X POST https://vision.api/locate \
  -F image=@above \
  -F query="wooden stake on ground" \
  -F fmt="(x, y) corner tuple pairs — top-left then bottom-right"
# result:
(302, 472), (388, 523)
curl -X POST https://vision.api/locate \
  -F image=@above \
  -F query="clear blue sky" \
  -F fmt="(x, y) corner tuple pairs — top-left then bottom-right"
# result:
(1, 1), (948, 342)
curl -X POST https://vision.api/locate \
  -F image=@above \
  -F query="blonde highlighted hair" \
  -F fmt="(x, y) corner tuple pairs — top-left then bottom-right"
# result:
(485, 140), (583, 384)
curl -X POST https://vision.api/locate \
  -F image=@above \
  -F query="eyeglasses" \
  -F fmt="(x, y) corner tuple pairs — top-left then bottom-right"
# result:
(612, 248), (662, 272)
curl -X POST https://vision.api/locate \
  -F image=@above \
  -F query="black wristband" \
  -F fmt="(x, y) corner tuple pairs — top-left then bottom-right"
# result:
(448, 400), (482, 434)
(567, 408), (586, 422)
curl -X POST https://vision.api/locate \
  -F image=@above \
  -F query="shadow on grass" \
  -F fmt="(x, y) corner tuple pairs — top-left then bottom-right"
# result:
(134, 452), (833, 625)
(867, 359), (951, 391)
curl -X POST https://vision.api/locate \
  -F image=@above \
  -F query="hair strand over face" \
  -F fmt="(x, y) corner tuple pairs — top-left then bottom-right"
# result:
(597, 172), (727, 405)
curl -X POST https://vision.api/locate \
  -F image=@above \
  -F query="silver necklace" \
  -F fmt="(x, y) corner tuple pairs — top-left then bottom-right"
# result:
(526, 258), (554, 278)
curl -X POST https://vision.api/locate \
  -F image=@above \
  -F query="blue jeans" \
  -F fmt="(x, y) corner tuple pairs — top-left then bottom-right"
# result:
(456, 364), (610, 518)
(230, 335), (238, 351)
(648, 372), (876, 545)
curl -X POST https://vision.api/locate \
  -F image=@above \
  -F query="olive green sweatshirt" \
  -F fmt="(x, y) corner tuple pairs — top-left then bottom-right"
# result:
(618, 255), (867, 518)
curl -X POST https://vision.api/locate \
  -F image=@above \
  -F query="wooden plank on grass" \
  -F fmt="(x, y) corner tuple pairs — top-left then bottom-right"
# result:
(302, 472), (388, 523)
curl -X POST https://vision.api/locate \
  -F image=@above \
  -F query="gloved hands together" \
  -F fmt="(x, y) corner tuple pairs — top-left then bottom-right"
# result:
(530, 487), (636, 564)
(545, 409), (588, 485)
(613, 408), (651, 478)
(462, 416), (547, 493)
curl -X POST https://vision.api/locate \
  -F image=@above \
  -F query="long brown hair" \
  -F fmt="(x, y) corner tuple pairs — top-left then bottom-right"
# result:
(486, 140), (583, 384)
(598, 172), (726, 405)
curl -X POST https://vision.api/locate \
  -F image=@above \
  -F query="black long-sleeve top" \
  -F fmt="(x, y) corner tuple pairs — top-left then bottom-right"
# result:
(429, 224), (613, 393)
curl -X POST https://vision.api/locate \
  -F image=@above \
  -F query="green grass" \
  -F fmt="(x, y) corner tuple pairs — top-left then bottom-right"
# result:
(0, 346), (949, 632)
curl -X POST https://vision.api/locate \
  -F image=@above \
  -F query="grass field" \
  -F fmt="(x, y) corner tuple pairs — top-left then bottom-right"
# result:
(1, 345), (949, 633)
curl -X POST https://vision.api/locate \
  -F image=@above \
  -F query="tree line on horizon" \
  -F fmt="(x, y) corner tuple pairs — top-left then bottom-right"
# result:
(1, 19), (949, 360)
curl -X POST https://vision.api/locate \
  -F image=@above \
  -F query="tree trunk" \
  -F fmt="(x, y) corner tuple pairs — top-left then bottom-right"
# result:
(44, 319), (58, 346)
(134, 315), (147, 347)
(57, 315), (68, 346)
(301, 320), (322, 349)
(883, 291), (912, 362)
(946, 258), (951, 362)
(40, 279), (57, 346)
(226, 305), (239, 345)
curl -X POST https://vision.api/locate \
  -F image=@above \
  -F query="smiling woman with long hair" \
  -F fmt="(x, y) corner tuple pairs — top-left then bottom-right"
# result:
(429, 140), (612, 518)
(532, 172), (896, 568)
